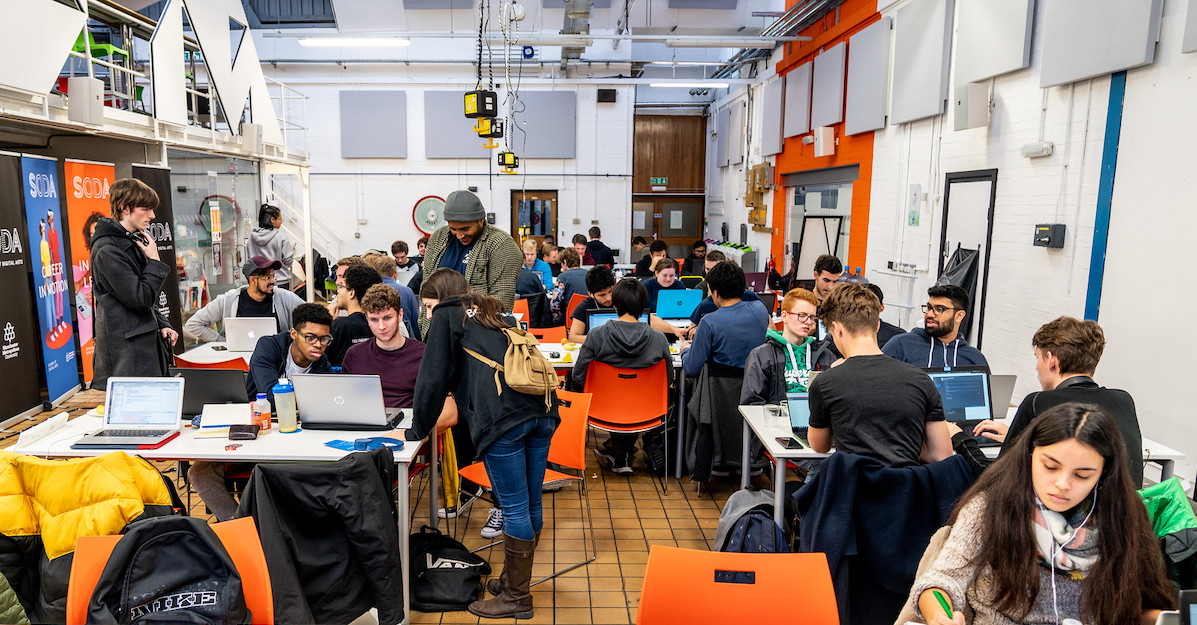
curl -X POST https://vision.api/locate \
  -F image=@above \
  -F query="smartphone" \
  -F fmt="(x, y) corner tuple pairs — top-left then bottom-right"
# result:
(775, 436), (806, 449)
(212, 345), (228, 351)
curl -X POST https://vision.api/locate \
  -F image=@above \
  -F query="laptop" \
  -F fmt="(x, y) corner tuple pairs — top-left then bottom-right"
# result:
(784, 392), (812, 447)
(744, 272), (768, 292)
(170, 367), (248, 419)
(74, 377), (184, 447)
(755, 292), (778, 315)
(655, 289), (703, 320)
(224, 317), (277, 352)
(926, 369), (1001, 447)
(988, 374), (1018, 419)
(587, 309), (648, 330)
(292, 373), (403, 431)
(680, 276), (704, 289)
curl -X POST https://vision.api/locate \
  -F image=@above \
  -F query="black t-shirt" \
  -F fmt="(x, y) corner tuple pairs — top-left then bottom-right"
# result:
(808, 354), (944, 468)
(570, 297), (602, 334)
(327, 311), (374, 366)
(237, 290), (276, 327)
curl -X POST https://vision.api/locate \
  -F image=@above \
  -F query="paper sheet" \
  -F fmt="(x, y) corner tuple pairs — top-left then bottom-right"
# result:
(670, 210), (683, 229)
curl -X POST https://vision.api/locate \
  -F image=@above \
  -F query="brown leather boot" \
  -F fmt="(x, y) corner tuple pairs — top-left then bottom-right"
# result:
(487, 530), (539, 596)
(469, 533), (536, 619)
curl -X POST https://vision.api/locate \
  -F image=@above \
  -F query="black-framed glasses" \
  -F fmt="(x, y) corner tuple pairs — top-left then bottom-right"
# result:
(298, 332), (333, 347)
(783, 311), (817, 323)
(921, 304), (959, 315)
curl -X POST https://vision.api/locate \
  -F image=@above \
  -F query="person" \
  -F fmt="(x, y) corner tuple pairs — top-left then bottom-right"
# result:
(521, 239), (554, 290)
(248, 204), (294, 291)
(642, 257), (685, 314)
(574, 278), (673, 475)
(326, 264), (384, 366)
(631, 236), (647, 258)
(413, 236), (428, 265)
(326, 255), (364, 317)
(741, 288), (819, 405)
(679, 261), (769, 377)
(585, 226), (615, 266)
(245, 302), (334, 402)
(571, 234), (595, 265)
(810, 254), (842, 304)
(38, 220), (57, 338)
(391, 240), (419, 272)
(363, 253), (420, 339)
(91, 178), (178, 387)
(567, 265), (617, 343)
(420, 190), (523, 334)
(866, 282), (906, 347)
(957, 317), (1145, 487)
(541, 243), (561, 276)
(806, 284), (952, 467)
(884, 284), (988, 368)
(680, 239), (707, 276)
(908, 403), (1174, 625)
(515, 264), (551, 328)
(407, 290), (560, 620)
(184, 256), (304, 343)
(634, 239), (669, 277)
(685, 253), (764, 336)
(47, 209), (65, 330)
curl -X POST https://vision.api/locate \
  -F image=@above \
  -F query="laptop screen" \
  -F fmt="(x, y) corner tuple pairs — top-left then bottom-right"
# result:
(926, 370), (991, 423)
(105, 378), (184, 426)
(656, 289), (703, 319)
(588, 311), (649, 329)
(786, 393), (811, 429)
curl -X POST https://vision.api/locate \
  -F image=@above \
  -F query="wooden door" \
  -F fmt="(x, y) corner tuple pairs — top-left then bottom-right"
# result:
(511, 190), (557, 248)
(631, 196), (704, 259)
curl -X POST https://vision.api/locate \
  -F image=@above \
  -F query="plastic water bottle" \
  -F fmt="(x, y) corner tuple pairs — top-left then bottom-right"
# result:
(273, 378), (297, 433)
(252, 393), (272, 431)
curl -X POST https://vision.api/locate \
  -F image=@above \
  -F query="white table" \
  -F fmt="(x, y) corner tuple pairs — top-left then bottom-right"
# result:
(739, 405), (829, 526)
(179, 342), (253, 366)
(535, 342), (682, 371)
(10, 412), (432, 625)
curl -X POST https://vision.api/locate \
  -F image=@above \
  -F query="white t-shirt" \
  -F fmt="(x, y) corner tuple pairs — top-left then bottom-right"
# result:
(283, 353), (313, 381)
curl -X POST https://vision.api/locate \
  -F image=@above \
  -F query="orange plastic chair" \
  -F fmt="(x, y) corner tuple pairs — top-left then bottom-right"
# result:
(635, 546), (838, 624)
(67, 517), (274, 624)
(513, 298), (529, 320)
(530, 325), (567, 344)
(565, 293), (587, 325)
(582, 360), (671, 490)
(175, 354), (250, 371)
(458, 390), (595, 584)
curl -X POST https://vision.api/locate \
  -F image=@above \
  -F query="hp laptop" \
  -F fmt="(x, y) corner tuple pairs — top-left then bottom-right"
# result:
(292, 373), (403, 431)
(989, 374), (1018, 419)
(655, 289), (703, 320)
(224, 317), (277, 352)
(170, 367), (248, 419)
(926, 369), (1001, 447)
(587, 310), (648, 330)
(744, 272), (769, 292)
(74, 377), (184, 447)
(784, 392), (812, 447)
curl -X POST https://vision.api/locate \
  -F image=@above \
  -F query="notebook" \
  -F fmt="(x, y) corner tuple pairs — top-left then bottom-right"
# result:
(170, 367), (248, 419)
(784, 392), (811, 447)
(223, 317), (277, 352)
(655, 289), (703, 320)
(73, 377), (184, 447)
(926, 369), (1001, 447)
(587, 310), (648, 330)
(292, 373), (403, 431)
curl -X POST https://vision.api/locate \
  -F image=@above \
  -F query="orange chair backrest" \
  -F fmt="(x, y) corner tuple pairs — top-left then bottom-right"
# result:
(547, 390), (592, 471)
(174, 354), (250, 371)
(513, 298), (529, 319)
(530, 326), (567, 344)
(66, 534), (121, 624)
(565, 293), (587, 324)
(583, 361), (668, 426)
(636, 546), (838, 625)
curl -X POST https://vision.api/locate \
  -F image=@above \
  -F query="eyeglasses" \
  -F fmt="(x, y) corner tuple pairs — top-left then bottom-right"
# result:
(921, 304), (959, 315)
(783, 311), (817, 323)
(298, 332), (333, 347)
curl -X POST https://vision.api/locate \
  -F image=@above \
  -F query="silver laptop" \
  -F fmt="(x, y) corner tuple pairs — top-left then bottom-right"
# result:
(989, 374), (1018, 419)
(292, 373), (403, 431)
(74, 377), (184, 447)
(224, 317), (277, 352)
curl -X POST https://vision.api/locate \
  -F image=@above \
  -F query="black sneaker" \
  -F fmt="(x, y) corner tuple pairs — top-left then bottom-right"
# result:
(594, 448), (633, 476)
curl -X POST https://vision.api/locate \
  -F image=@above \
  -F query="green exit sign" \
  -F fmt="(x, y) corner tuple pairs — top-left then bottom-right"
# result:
(650, 177), (668, 186)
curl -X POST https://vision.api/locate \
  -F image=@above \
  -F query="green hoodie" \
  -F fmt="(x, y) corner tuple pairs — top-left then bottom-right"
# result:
(765, 327), (814, 393)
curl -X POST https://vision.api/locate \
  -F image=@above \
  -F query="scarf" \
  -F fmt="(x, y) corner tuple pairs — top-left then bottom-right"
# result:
(1032, 497), (1100, 578)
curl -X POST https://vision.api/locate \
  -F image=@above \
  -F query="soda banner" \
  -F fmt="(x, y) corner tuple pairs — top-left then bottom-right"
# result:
(62, 159), (114, 384)
(131, 165), (184, 353)
(0, 153), (44, 418)
(21, 154), (80, 402)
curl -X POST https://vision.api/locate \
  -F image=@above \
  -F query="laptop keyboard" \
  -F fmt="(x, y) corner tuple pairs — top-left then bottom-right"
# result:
(94, 429), (171, 437)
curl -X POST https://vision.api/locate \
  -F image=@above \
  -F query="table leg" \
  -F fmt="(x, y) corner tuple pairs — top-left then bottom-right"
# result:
(1160, 459), (1175, 481)
(675, 375), (686, 479)
(773, 460), (785, 528)
(740, 420), (751, 490)
(398, 462), (410, 625)
(430, 432), (439, 528)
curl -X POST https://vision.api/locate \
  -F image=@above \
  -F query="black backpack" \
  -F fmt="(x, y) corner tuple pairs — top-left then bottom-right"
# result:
(88, 516), (251, 624)
(721, 506), (790, 554)
(408, 526), (492, 612)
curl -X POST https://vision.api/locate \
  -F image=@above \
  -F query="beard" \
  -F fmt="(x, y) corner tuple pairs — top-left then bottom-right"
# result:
(925, 317), (956, 339)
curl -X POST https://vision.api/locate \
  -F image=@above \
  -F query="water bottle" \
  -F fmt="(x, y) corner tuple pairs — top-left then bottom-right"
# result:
(273, 378), (297, 433)
(252, 393), (272, 431)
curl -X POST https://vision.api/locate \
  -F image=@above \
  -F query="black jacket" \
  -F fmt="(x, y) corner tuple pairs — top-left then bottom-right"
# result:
(246, 331), (333, 405)
(410, 297), (560, 454)
(585, 240), (615, 266)
(89, 217), (173, 386)
(236, 448), (403, 625)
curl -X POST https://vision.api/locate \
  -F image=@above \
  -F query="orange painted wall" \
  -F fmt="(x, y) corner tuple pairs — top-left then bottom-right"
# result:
(770, 0), (880, 274)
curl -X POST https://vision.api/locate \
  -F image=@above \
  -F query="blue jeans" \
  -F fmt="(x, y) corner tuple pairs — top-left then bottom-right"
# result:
(481, 416), (557, 541)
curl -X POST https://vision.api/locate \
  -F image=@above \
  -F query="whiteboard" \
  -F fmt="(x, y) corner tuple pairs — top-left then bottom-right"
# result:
(796, 216), (843, 277)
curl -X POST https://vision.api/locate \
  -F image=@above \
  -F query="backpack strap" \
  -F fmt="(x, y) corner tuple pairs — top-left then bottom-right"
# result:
(463, 347), (504, 396)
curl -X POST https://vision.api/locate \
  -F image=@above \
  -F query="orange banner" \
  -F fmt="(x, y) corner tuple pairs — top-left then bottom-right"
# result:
(63, 160), (115, 384)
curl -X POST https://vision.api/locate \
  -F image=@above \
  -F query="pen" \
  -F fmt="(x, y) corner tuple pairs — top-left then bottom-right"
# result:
(932, 590), (953, 619)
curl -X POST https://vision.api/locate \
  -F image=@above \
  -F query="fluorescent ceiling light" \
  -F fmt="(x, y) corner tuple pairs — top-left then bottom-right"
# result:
(664, 37), (776, 49)
(487, 36), (594, 47)
(298, 37), (411, 47)
(647, 82), (731, 89)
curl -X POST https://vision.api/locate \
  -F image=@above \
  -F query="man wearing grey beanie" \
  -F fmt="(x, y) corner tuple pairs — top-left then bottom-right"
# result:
(418, 190), (523, 335)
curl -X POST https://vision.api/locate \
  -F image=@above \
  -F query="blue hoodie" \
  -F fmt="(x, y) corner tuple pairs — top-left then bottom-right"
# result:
(882, 327), (988, 368)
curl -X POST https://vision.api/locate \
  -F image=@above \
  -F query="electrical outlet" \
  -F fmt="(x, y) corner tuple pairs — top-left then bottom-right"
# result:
(354, 232), (361, 239)
(357, 218), (368, 225)
(572, 218), (580, 225)
(590, 219), (599, 225)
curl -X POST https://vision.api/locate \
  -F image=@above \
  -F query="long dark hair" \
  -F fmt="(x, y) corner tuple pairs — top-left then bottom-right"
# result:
(950, 403), (1174, 622)
(457, 291), (508, 331)
(257, 204), (280, 229)
(419, 268), (470, 301)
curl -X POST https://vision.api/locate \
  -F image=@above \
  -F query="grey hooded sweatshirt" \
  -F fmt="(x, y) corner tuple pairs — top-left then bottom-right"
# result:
(247, 227), (294, 286)
(570, 319), (673, 389)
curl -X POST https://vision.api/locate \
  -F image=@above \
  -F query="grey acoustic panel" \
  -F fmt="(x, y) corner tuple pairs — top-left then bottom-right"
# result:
(761, 78), (784, 156)
(340, 91), (407, 158)
(668, 0), (737, 8)
(1040, 0), (1163, 87)
(845, 17), (890, 136)
(811, 42), (846, 129)
(955, 0), (1033, 84)
(783, 62), (812, 137)
(890, 0), (954, 125)
(1186, 0), (1197, 53)
(424, 91), (576, 159)
(716, 107), (729, 167)
(729, 102), (744, 165)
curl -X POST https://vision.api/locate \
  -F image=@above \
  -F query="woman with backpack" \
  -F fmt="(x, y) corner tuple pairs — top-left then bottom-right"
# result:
(407, 290), (560, 620)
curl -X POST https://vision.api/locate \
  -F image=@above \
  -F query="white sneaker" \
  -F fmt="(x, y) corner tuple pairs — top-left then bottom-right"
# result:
(480, 508), (504, 539)
(437, 488), (480, 519)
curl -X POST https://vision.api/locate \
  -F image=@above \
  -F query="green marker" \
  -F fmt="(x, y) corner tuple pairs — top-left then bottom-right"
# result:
(932, 590), (953, 619)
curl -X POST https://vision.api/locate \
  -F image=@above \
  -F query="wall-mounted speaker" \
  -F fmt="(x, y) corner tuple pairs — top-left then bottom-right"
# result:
(241, 123), (264, 154)
(68, 77), (104, 125)
(813, 126), (835, 157)
(953, 83), (990, 131)
(597, 88), (617, 103)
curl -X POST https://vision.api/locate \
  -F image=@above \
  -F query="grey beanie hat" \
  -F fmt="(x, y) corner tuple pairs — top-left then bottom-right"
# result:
(443, 190), (486, 222)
